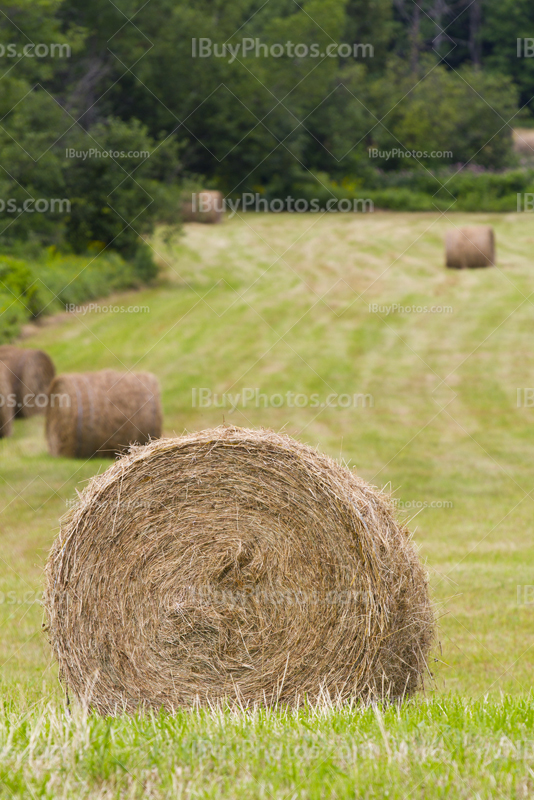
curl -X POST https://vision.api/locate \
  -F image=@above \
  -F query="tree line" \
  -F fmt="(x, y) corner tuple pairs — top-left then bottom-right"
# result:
(0, 0), (532, 255)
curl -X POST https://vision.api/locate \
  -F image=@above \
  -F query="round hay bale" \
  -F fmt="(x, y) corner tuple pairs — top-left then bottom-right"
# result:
(46, 370), (162, 459)
(44, 426), (434, 714)
(513, 128), (534, 158)
(0, 345), (55, 418)
(182, 190), (224, 223)
(445, 225), (495, 269)
(0, 362), (14, 438)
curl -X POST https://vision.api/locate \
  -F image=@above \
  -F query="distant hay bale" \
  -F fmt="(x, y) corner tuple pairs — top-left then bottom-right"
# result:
(445, 226), (495, 269)
(44, 425), (434, 714)
(0, 362), (14, 438)
(182, 190), (224, 223)
(513, 129), (534, 157)
(0, 345), (56, 418)
(46, 370), (162, 459)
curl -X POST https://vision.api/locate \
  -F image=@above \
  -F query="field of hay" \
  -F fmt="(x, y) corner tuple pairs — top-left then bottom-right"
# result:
(2, 211), (534, 797)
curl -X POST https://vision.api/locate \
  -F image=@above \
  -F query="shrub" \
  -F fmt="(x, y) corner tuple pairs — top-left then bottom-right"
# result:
(0, 293), (27, 343)
(286, 168), (534, 212)
(38, 249), (139, 309)
(0, 245), (160, 343)
(0, 256), (52, 318)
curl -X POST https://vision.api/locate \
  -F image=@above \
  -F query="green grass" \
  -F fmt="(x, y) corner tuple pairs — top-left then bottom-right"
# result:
(1, 696), (534, 798)
(2, 211), (534, 797)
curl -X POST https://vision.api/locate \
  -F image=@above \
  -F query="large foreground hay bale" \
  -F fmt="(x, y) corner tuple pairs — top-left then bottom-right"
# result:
(182, 190), (224, 223)
(44, 426), (434, 714)
(0, 362), (14, 438)
(445, 225), (495, 268)
(0, 345), (55, 418)
(46, 370), (162, 459)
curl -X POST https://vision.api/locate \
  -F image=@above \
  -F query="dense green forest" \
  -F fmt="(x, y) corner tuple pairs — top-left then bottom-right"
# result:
(0, 0), (533, 323)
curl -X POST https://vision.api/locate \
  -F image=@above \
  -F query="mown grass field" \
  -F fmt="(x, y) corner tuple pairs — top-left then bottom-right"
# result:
(2, 211), (534, 797)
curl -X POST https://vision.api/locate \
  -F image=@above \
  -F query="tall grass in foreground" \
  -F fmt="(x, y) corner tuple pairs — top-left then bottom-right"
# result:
(0, 695), (533, 799)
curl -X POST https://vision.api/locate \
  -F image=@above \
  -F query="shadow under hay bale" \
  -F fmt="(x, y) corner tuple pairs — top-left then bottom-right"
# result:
(44, 425), (435, 714)
(182, 190), (224, 223)
(0, 362), (14, 438)
(46, 370), (162, 459)
(445, 225), (495, 269)
(0, 345), (56, 418)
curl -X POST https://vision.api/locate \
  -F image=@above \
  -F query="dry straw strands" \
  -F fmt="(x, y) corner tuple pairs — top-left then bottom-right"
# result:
(0, 362), (14, 438)
(182, 190), (224, 223)
(445, 225), (495, 269)
(44, 425), (434, 714)
(0, 345), (55, 418)
(46, 370), (162, 459)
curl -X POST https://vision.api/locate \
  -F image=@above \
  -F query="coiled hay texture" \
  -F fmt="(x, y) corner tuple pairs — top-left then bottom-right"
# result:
(46, 370), (162, 459)
(44, 426), (434, 714)
(445, 225), (495, 268)
(182, 190), (224, 223)
(0, 362), (14, 438)
(0, 345), (55, 418)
